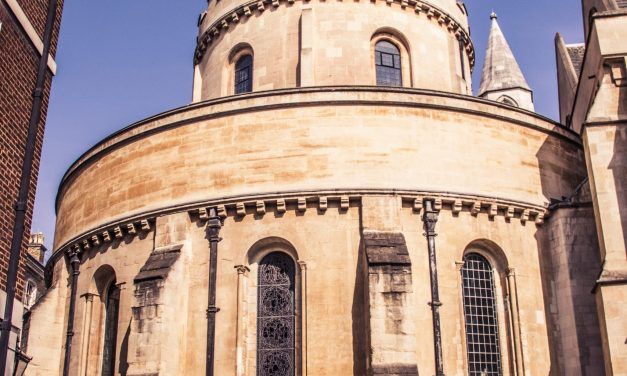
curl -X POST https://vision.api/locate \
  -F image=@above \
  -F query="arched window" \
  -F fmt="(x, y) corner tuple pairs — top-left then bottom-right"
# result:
(234, 55), (253, 94)
(461, 253), (502, 376)
(375, 40), (402, 86)
(101, 281), (120, 376)
(257, 252), (295, 376)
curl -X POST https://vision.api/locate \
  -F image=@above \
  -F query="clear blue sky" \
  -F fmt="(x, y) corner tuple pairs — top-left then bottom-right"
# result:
(32, 0), (585, 251)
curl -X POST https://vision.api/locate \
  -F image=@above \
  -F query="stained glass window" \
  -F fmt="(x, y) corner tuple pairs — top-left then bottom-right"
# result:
(257, 252), (295, 376)
(235, 55), (253, 94)
(375, 40), (402, 87)
(461, 253), (502, 376)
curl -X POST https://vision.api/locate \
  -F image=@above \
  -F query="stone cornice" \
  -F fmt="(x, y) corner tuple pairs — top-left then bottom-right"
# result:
(194, 0), (475, 68)
(56, 218), (155, 266)
(50, 188), (548, 267)
(55, 86), (580, 214)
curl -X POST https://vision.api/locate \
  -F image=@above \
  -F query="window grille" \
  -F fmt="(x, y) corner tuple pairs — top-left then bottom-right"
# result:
(375, 40), (402, 86)
(101, 282), (120, 376)
(235, 55), (253, 94)
(257, 252), (295, 376)
(461, 253), (502, 376)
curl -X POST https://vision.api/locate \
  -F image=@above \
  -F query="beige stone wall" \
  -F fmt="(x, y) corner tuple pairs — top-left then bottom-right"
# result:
(195, 1), (473, 99)
(559, 8), (627, 374)
(54, 89), (584, 250)
(31, 192), (572, 375)
(541, 206), (605, 375)
(25, 258), (69, 376)
(59, 230), (155, 376)
(595, 283), (627, 375)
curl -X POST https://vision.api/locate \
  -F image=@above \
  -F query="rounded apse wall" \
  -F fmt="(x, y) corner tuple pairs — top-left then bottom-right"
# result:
(54, 87), (585, 250)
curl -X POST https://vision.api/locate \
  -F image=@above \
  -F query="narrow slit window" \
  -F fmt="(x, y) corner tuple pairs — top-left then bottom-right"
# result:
(458, 38), (466, 81)
(257, 252), (296, 376)
(101, 281), (120, 376)
(375, 40), (402, 86)
(234, 55), (253, 94)
(461, 253), (502, 376)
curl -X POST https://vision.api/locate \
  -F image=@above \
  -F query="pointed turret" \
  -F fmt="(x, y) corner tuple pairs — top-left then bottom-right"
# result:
(479, 13), (535, 111)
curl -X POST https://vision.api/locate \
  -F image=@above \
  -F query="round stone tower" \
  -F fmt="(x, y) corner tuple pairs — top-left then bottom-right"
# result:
(26, 2), (593, 376)
(192, 0), (474, 99)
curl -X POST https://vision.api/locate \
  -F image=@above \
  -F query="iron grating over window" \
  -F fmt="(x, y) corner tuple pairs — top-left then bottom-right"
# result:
(461, 253), (502, 376)
(235, 55), (253, 94)
(375, 40), (402, 87)
(257, 252), (295, 376)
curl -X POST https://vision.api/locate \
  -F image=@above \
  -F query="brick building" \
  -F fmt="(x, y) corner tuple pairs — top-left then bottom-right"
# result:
(0, 0), (62, 373)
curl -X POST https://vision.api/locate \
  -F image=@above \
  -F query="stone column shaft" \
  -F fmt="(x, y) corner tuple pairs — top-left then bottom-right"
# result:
(507, 268), (525, 376)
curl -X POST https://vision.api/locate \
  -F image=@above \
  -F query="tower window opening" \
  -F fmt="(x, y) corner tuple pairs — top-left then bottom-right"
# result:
(257, 252), (296, 376)
(375, 40), (402, 87)
(461, 253), (502, 376)
(234, 54), (253, 94)
(459, 38), (466, 81)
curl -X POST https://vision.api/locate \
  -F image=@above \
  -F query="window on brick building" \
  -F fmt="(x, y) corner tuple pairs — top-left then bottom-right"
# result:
(375, 40), (402, 87)
(461, 253), (502, 376)
(234, 54), (253, 94)
(24, 280), (37, 309)
(257, 252), (296, 376)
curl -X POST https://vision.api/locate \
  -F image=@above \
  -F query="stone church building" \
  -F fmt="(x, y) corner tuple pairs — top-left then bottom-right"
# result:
(25, 0), (626, 375)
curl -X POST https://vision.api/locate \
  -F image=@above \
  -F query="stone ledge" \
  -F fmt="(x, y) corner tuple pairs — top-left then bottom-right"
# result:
(50, 188), (551, 266)
(364, 231), (411, 265)
(371, 363), (419, 375)
(134, 243), (183, 283)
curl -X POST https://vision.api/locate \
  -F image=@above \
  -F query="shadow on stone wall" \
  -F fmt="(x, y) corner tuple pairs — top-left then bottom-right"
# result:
(351, 232), (368, 374)
(118, 323), (130, 375)
(609, 116), (627, 258)
(534, 133), (606, 374)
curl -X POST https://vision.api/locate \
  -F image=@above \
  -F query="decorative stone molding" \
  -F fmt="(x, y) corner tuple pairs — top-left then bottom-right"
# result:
(405, 195), (547, 226)
(191, 195), (360, 221)
(194, 0), (475, 67)
(61, 218), (155, 259)
(52, 189), (549, 264)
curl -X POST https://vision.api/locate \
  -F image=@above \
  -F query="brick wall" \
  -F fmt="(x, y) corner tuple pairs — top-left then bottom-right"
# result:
(0, 0), (63, 302)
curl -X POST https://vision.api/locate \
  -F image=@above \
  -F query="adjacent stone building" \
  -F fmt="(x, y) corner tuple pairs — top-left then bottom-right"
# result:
(0, 0), (62, 373)
(25, 0), (625, 375)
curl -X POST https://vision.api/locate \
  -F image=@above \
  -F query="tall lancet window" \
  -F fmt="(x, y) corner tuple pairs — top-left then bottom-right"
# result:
(101, 281), (120, 376)
(375, 40), (402, 86)
(461, 253), (502, 376)
(235, 55), (253, 94)
(257, 252), (296, 376)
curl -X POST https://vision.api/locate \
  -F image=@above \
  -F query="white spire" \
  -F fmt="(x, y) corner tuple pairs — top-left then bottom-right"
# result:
(478, 14), (534, 111)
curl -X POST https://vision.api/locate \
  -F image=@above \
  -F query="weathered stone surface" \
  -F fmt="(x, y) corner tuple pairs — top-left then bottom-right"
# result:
(134, 244), (182, 283)
(364, 231), (411, 266)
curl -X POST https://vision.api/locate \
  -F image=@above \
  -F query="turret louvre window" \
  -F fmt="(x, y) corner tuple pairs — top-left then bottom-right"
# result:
(257, 252), (296, 376)
(235, 55), (253, 94)
(461, 253), (502, 376)
(375, 40), (402, 86)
